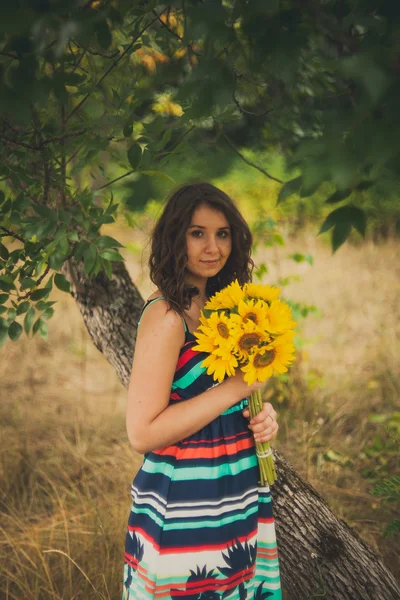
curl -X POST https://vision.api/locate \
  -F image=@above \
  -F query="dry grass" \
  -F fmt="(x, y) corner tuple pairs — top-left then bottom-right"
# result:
(0, 229), (399, 598)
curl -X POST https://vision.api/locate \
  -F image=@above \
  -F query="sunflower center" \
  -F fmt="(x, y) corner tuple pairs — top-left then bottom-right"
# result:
(244, 312), (258, 324)
(217, 322), (230, 339)
(238, 332), (262, 351)
(254, 350), (275, 368)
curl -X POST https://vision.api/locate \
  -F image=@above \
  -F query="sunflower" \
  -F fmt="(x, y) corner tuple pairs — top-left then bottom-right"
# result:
(265, 299), (297, 334)
(205, 280), (245, 310)
(241, 333), (296, 385)
(236, 298), (270, 330)
(194, 311), (237, 353)
(244, 282), (281, 304)
(232, 319), (270, 362)
(202, 350), (238, 383)
(191, 330), (217, 354)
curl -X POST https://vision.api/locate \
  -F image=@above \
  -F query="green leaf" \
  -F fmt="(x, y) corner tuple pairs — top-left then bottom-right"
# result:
(35, 301), (56, 311)
(0, 319), (8, 347)
(39, 319), (48, 339)
(103, 259), (113, 280)
(123, 120), (133, 138)
(48, 251), (65, 270)
(20, 277), (36, 290)
(277, 177), (302, 204)
(153, 127), (172, 152)
(356, 181), (374, 191)
(96, 19), (112, 49)
(42, 308), (54, 320)
(96, 235), (123, 249)
(16, 301), (30, 315)
(8, 320), (22, 341)
(54, 273), (71, 293)
(32, 317), (42, 336)
(32, 205), (58, 221)
(289, 253), (308, 263)
(0, 294), (8, 304)
(127, 144), (142, 169)
(83, 245), (97, 275)
(325, 190), (351, 204)
(68, 230), (79, 242)
(0, 276), (15, 292)
(99, 248), (124, 262)
(63, 73), (86, 86)
(318, 205), (366, 237)
(30, 287), (50, 301)
(0, 243), (9, 260)
(332, 222), (352, 252)
(73, 240), (89, 262)
(24, 307), (35, 334)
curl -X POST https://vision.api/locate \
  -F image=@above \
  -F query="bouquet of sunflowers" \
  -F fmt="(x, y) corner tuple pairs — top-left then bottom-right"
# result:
(193, 280), (296, 486)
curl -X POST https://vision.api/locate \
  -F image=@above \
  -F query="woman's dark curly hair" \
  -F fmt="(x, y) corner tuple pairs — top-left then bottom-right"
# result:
(149, 182), (254, 314)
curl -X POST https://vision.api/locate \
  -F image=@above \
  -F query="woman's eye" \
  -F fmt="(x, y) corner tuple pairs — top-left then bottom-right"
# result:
(218, 230), (230, 238)
(190, 230), (203, 237)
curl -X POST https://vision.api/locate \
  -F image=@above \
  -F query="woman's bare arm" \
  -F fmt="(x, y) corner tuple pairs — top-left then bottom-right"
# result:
(126, 299), (261, 454)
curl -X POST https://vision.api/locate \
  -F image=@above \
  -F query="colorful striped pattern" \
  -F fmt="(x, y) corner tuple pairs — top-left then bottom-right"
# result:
(123, 298), (282, 599)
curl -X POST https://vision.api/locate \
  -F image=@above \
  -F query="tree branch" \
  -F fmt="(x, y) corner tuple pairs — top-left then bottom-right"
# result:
(222, 133), (283, 184)
(65, 11), (166, 123)
(0, 51), (20, 60)
(71, 40), (120, 59)
(0, 226), (24, 243)
(96, 125), (196, 191)
(0, 136), (37, 150)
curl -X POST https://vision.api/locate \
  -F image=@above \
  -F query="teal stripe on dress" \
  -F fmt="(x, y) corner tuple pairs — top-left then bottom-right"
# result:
(221, 399), (248, 416)
(163, 504), (258, 530)
(172, 361), (207, 389)
(258, 541), (278, 550)
(142, 455), (257, 480)
(259, 494), (272, 505)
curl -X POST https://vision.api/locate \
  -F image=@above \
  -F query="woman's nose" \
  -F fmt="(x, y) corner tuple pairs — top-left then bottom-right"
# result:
(205, 235), (219, 253)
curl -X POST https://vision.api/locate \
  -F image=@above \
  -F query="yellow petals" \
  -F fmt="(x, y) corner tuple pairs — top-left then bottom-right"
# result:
(193, 280), (296, 386)
(202, 352), (238, 383)
(244, 282), (281, 304)
(205, 280), (245, 310)
(266, 300), (297, 333)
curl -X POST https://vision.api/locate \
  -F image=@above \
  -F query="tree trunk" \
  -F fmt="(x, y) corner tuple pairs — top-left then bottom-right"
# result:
(64, 260), (400, 600)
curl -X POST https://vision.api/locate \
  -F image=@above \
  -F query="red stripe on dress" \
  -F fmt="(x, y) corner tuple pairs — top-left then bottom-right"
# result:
(176, 346), (198, 370)
(126, 527), (258, 555)
(258, 550), (279, 560)
(180, 431), (250, 446)
(153, 437), (253, 459)
(158, 528), (258, 554)
(258, 517), (275, 524)
(152, 565), (255, 596)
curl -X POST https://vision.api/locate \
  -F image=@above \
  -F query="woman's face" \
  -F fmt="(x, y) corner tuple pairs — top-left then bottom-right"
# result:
(185, 204), (232, 285)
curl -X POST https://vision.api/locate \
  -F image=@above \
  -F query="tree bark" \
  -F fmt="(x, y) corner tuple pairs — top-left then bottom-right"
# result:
(64, 259), (400, 600)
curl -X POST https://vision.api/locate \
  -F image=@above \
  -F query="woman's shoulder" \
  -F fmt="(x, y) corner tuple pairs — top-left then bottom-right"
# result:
(140, 293), (185, 339)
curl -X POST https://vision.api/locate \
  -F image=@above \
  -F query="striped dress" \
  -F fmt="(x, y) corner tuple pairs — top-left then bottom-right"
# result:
(123, 297), (282, 600)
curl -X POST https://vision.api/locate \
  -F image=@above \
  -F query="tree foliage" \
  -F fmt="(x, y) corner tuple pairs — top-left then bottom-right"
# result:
(1, 0), (400, 345)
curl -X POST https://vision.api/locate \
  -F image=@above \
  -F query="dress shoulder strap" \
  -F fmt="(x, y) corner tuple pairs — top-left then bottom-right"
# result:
(138, 296), (189, 334)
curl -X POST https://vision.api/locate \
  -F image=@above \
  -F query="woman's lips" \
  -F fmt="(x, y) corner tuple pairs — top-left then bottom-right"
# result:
(201, 259), (219, 265)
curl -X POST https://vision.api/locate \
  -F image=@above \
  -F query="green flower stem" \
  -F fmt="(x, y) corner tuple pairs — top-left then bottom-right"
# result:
(248, 389), (277, 486)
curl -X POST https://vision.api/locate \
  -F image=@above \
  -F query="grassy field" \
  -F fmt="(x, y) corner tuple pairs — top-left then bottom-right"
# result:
(0, 225), (399, 599)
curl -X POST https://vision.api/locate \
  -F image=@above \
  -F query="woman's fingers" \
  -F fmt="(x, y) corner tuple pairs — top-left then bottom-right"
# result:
(253, 422), (279, 443)
(243, 403), (279, 441)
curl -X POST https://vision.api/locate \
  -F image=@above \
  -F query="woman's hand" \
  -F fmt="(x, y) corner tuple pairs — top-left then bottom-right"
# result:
(243, 402), (279, 443)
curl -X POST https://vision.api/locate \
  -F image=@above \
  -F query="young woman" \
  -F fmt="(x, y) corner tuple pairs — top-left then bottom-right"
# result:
(123, 183), (282, 600)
